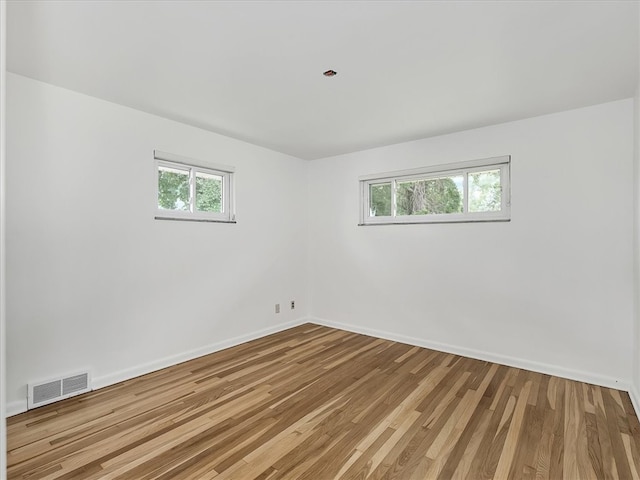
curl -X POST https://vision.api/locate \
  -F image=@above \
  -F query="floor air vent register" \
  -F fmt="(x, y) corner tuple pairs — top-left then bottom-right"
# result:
(28, 371), (91, 409)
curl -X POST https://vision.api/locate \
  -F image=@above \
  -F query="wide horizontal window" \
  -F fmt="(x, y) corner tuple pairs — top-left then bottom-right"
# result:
(360, 155), (510, 225)
(154, 150), (235, 223)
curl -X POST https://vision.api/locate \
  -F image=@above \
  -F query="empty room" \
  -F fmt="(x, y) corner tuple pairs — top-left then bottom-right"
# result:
(2, 0), (640, 478)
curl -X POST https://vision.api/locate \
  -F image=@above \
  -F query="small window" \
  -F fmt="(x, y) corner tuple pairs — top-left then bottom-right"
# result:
(154, 150), (235, 223)
(360, 155), (510, 225)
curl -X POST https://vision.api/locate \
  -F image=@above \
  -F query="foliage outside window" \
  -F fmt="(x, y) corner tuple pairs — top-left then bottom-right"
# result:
(360, 156), (510, 225)
(155, 150), (235, 222)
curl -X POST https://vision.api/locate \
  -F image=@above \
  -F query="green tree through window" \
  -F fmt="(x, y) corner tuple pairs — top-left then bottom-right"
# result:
(195, 173), (222, 213)
(360, 156), (510, 224)
(158, 167), (189, 210)
(370, 183), (392, 216)
(469, 170), (501, 212)
(155, 153), (235, 222)
(397, 177), (462, 215)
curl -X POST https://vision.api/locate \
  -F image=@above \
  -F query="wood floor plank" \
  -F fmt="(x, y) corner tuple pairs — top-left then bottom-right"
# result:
(493, 379), (532, 479)
(7, 324), (640, 479)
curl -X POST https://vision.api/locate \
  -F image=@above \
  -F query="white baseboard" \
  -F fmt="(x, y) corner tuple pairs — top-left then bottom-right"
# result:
(7, 316), (633, 418)
(310, 317), (629, 392)
(6, 400), (25, 418)
(7, 317), (309, 417)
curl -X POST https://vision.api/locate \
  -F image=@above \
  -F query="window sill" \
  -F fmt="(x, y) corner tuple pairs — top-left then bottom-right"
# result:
(154, 216), (237, 224)
(358, 218), (510, 226)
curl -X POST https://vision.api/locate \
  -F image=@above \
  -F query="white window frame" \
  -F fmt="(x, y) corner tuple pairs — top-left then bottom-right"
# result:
(359, 155), (510, 225)
(154, 150), (236, 223)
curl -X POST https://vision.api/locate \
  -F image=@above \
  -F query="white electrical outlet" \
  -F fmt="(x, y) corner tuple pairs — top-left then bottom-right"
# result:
(275, 303), (280, 314)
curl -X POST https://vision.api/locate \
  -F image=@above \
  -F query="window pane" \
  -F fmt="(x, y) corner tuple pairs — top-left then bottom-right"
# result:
(397, 175), (463, 215)
(369, 182), (392, 216)
(195, 172), (223, 213)
(158, 166), (190, 211)
(468, 169), (501, 212)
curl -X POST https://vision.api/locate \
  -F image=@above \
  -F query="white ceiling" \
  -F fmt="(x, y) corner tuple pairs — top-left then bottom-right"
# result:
(7, 1), (639, 160)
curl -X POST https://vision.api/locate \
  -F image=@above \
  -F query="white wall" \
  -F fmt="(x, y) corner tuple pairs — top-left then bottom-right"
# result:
(309, 99), (635, 388)
(634, 87), (640, 411)
(1, 0), (7, 475)
(5, 71), (637, 419)
(633, 8), (640, 414)
(6, 73), (308, 414)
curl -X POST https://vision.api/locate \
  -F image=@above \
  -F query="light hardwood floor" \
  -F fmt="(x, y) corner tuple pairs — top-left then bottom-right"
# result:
(7, 324), (640, 479)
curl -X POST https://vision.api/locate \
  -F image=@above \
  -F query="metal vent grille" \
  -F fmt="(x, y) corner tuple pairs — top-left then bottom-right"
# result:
(28, 371), (91, 409)
(62, 373), (88, 395)
(33, 380), (61, 405)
